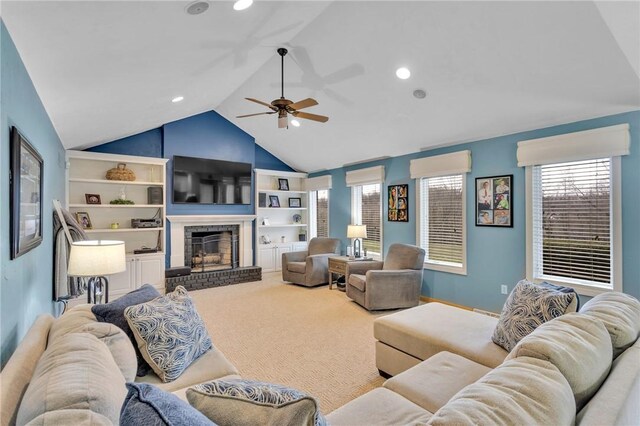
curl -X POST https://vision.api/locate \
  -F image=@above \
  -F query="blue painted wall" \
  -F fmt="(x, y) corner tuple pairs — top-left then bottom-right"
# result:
(1, 22), (66, 367)
(87, 128), (163, 158)
(312, 111), (640, 312)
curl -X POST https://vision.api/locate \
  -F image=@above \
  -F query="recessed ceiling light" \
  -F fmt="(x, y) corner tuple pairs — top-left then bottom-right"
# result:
(233, 0), (253, 11)
(396, 67), (411, 80)
(185, 1), (209, 15)
(291, 119), (301, 127)
(171, 96), (184, 103)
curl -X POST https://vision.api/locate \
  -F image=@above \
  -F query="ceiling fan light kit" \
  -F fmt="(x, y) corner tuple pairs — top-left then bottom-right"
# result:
(237, 47), (329, 128)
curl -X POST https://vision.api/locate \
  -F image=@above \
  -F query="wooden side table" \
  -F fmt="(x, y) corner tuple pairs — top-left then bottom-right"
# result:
(328, 256), (351, 290)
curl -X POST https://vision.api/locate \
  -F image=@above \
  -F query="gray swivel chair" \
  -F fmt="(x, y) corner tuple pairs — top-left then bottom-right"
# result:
(282, 238), (341, 287)
(345, 243), (425, 310)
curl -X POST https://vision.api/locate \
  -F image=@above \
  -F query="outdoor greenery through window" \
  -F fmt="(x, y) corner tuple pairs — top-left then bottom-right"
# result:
(353, 183), (382, 257)
(315, 190), (329, 238)
(532, 158), (612, 287)
(419, 175), (464, 268)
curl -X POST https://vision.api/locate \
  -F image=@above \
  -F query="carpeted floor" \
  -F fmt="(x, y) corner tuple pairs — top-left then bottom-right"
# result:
(190, 272), (393, 413)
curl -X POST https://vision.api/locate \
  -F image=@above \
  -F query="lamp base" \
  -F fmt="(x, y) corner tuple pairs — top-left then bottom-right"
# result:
(87, 276), (109, 304)
(353, 239), (361, 258)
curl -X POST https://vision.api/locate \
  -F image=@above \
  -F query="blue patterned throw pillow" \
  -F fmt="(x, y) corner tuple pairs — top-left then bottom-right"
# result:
(124, 286), (212, 382)
(121, 383), (215, 426)
(492, 279), (577, 352)
(186, 379), (327, 426)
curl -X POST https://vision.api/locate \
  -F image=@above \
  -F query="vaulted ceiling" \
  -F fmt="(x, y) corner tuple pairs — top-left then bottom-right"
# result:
(3, 1), (639, 172)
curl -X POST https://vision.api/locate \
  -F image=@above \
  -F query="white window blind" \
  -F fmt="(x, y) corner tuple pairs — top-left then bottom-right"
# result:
(419, 175), (464, 268)
(532, 158), (613, 287)
(315, 190), (329, 238)
(352, 183), (382, 257)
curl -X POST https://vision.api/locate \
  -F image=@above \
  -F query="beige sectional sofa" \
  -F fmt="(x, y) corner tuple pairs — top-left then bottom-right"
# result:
(0, 304), (239, 425)
(327, 292), (640, 425)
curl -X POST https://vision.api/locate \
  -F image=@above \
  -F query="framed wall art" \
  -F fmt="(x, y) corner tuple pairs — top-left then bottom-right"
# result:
(388, 184), (409, 222)
(10, 127), (44, 259)
(476, 175), (513, 227)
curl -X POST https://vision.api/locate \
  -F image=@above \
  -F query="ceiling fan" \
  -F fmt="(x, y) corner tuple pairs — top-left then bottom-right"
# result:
(236, 48), (329, 128)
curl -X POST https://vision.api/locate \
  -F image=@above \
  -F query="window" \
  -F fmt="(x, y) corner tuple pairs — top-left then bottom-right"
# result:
(529, 157), (621, 293)
(352, 183), (382, 258)
(309, 190), (329, 238)
(418, 174), (466, 274)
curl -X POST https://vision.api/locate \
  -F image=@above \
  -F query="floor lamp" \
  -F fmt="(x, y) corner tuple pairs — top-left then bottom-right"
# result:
(67, 240), (126, 304)
(347, 225), (367, 258)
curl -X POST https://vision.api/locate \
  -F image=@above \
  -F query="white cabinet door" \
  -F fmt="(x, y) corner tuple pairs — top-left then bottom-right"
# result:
(137, 255), (165, 293)
(275, 246), (291, 271)
(108, 258), (136, 301)
(291, 242), (308, 252)
(259, 246), (276, 273)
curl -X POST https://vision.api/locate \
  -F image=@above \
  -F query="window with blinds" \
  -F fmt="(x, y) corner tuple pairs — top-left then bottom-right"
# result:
(532, 158), (612, 287)
(315, 190), (329, 238)
(353, 183), (382, 257)
(419, 175), (465, 269)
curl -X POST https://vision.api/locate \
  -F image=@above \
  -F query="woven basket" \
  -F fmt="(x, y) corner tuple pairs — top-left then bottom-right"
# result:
(106, 163), (136, 181)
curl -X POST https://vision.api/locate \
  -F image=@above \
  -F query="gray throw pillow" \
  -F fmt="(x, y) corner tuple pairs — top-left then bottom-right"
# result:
(124, 286), (212, 382)
(492, 279), (577, 352)
(92, 284), (161, 376)
(187, 379), (327, 426)
(120, 383), (214, 426)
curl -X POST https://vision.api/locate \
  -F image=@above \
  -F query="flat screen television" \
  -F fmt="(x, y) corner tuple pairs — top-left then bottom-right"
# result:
(173, 155), (252, 205)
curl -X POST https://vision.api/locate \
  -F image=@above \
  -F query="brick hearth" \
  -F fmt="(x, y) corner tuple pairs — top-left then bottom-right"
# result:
(166, 266), (262, 293)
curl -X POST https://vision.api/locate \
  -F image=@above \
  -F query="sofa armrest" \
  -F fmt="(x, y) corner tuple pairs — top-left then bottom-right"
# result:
(365, 269), (423, 309)
(282, 250), (308, 266)
(346, 261), (384, 281)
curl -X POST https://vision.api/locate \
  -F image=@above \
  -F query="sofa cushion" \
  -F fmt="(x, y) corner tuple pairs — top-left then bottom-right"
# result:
(287, 261), (307, 274)
(92, 284), (161, 376)
(348, 274), (367, 292)
(136, 347), (240, 392)
(580, 291), (640, 358)
(47, 304), (96, 344)
(78, 322), (137, 382)
(383, 243), (425, 270)
(121, 383), (214, 426)
(125, 286), (212, 382)
(492, 279), (577, 352)
(308, 237), (340, 256)
(326, 388), (432, 426)
(576, 339), (640, 425)
(384, 351), (492, 413)
(25, 409), (112, 425)
(506, 313), (612, 411)
(374, 303), (508, 368)
(427, 357), (575, 426)
(187, 379), (326, 426)
(16, 333), (127, 425)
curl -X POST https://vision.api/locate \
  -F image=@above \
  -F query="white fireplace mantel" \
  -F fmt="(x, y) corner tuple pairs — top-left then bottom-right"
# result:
(167, 215), (256, 268)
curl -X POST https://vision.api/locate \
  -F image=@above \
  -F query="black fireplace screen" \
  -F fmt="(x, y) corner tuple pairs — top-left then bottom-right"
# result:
(190, 231), (238, 273)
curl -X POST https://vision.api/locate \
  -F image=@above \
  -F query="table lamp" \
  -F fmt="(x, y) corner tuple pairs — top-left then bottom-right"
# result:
(347, 225), (367, 258)
(67, 240), (126, 304)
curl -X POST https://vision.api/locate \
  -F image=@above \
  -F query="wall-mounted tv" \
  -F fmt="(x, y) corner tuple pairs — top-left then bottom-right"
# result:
(173, 155), (252, 205)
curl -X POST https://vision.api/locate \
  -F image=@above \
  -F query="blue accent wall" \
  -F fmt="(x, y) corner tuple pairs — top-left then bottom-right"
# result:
(1, 22), (66, 367)
(87, 128), (163, 158)
(255, 143), (295, 171)
(312, 111), (640, 312)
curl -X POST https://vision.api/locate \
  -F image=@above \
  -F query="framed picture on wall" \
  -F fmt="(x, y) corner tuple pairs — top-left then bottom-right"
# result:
(388, 184), (409, 222)
(10, 127), (44, 259)
(476, 175), (513, 227)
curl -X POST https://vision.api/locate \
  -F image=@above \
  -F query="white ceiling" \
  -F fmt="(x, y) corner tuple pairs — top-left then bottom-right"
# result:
(3, 1), (639, 172)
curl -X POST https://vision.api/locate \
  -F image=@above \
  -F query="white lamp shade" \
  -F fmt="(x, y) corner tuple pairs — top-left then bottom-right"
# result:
(347, 225), (367, 239)
(68, 240), (126, 276)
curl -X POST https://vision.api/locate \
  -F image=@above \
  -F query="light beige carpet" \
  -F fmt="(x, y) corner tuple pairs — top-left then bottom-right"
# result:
(190, 272), (391, 413)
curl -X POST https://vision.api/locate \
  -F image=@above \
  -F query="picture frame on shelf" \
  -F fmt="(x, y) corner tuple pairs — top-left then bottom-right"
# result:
(75, 211), (93, 229)
(278, 178), (289, 191)
(10, 126), (43, 259)
(85, 193), (101, 204)
(288, 197), (302, 208)
(476, 174), (513, 227)
(269, 195), (280, 207)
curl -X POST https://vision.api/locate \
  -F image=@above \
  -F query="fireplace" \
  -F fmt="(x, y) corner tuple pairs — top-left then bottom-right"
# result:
(185, 225), (239, 273)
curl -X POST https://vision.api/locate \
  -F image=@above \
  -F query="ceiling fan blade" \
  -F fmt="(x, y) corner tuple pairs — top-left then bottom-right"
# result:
(288, 98), (318, 111)
(236, 112), (276, 118)
(245, 98), (277, 111)
(292, 111), (329, 123)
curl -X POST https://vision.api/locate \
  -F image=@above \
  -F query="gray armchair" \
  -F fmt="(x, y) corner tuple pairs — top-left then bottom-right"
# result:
(346, 243), (425, 310)
(282, 238), (341, 287)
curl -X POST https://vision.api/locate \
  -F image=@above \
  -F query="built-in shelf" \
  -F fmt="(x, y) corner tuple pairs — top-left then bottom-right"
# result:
(257, 189), (307, 195)
(258, 224), (308, 228)
(68, 204), (163, 208)
(69, 178), (163, 186)
(85, 228), (164, 233)
(257, 207), (307, 211)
